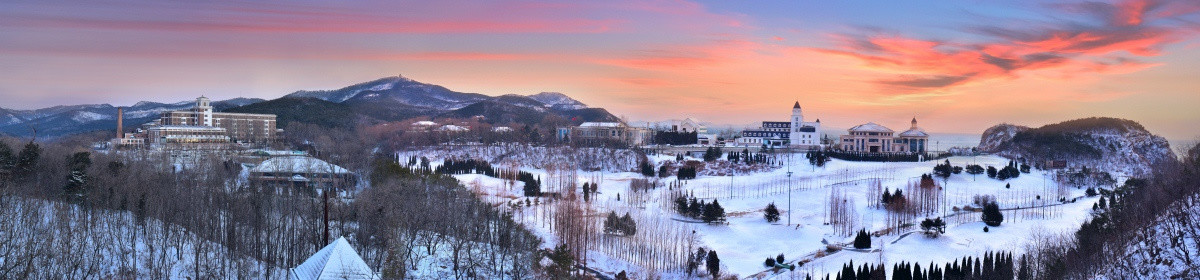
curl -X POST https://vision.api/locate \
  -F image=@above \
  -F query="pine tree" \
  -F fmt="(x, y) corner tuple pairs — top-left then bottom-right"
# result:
(982, 201), (1004, 226)
(703, 200), (726, 223)
(853, 229), (871, 249)
(0, 141), (14, 174)
(706, 250), (721, 278)
(764, 202), (781, 223)
(13, 141), (40, 182)
(63, 151), (92, 202)
(620, 213), (637, 235)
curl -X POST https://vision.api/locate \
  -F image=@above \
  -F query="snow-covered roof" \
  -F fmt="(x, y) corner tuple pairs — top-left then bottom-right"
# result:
(579, 122), (622, 128)
(290, 237), (379, 280)
(250, 156), (351, 174)
(436, 124), (469, 131)
(848, 122), (893, 133)
(412, 121), (437, 126)
(492, 126), (513, 132)
(899, 128), (929, 137)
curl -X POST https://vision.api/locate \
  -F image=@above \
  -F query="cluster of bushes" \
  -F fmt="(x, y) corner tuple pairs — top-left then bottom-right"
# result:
(639, 161), (656, 177)
(673, 196), (726, 223)
(728, 149), (775, 165)
(654, 131), (698, 145)
(677, 166), (697, 180)
(763, 254), (788, 268)
(995, 160), (1022, 180)
(603, 212), (637, 236)
(435, 158), (497, 176)
(932, 160), (963, 178)
(920, 217), (946, 237)
(807, 151), (830, 167)
(519, 171), (541, 196)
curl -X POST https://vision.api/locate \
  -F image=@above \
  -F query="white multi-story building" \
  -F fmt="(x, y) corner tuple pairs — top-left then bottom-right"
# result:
(738, 102), (822, 149)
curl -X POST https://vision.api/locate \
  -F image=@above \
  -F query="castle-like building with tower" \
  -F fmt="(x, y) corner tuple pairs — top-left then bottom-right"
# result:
(736, 102), (822, 149)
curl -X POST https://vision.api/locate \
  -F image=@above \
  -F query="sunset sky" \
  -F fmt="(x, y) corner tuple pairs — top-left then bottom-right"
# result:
(2, 0), (1198, 140)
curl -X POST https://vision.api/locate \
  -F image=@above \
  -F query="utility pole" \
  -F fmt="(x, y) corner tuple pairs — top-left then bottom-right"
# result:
(787, 148), (793, 226)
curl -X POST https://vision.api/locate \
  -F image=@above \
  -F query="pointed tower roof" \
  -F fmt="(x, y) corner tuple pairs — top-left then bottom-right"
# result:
(290, 237), (380, 280)
(793, 101), (801, 109)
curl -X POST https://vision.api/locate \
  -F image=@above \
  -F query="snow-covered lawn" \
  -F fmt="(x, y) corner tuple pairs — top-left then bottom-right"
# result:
(428, 152), (1103, 279)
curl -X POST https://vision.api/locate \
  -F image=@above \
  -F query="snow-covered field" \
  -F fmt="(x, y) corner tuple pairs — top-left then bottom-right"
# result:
(409, 148), (1104, 279)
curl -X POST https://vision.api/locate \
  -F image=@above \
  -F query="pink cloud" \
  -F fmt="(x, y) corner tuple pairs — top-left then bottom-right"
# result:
(811, 0), (1200, 94)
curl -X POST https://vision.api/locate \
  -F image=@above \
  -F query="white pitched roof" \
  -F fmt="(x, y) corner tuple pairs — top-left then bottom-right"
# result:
(412, 121), (437, 126)
(848, 122), (894, 133)
(290, 237), (379, 280)
(251, 156), (350, 174)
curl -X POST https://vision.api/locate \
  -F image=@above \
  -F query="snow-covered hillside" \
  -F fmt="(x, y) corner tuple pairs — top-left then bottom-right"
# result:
(979, 117), (1175, 177)
(404, 148), (1107, 279)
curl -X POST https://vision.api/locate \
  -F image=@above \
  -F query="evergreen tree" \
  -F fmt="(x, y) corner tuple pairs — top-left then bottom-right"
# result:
(63, 152), (92, 201)
(966, 164), (985, 175)
(640, 161), (655, 177)
(982, 201), (1004, 226)
(882, 189), (892, 204)
(675, 196), (690, 214)
(933, 160), (953, 179)
(853, 229), (872, 249)
(13, 141), (40, 181)
(920, 217), (946, 237)
(0, 141), (14, 174)
(620, 213), (637, 235)
(547, 244), (575, 279)
(776, 253), (785, 265)
(616, 270), (630, 280)
(706, 250), (721, 278)
(702, 200), (726, 223)
(764, 202), (781, 223)
(986, 166), (997, 178)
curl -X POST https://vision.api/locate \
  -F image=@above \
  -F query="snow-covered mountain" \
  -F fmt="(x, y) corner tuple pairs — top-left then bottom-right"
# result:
(0, 98), (265, 139)
(285, 76), (492, 110)
(250, 75), (615, 128)
(284, 76), (591, 112)
(527, 92), (587, 110)
(979, 117), (1175, 176)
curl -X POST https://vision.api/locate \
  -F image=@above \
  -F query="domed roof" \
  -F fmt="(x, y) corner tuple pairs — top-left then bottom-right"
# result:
(848, 122), (893, 133)
(899, 128), (929, 137)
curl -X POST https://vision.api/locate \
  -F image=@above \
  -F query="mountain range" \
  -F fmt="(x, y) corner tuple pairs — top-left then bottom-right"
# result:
(0, 76), (616, 139)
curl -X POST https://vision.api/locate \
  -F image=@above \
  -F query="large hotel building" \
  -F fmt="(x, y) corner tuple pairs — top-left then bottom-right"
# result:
(153, 96), (278, 143)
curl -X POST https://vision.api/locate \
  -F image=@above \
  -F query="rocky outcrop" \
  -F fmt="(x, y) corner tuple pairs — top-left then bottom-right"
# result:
(979, 117), (1175, 176)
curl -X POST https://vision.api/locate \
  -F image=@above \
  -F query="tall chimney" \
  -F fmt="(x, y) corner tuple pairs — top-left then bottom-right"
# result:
(116, 107), (124, 139)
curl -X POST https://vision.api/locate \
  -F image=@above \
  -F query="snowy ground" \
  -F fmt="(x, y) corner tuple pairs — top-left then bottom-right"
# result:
(412, 149), (1104, 279)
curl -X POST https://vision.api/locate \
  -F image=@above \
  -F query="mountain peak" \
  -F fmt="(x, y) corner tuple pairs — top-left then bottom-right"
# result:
(527, 92), (586, 110)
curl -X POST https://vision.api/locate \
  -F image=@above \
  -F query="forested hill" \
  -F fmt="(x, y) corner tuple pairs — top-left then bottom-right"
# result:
(978, 117), (1175, 176)
(226, 75), (619, 129)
